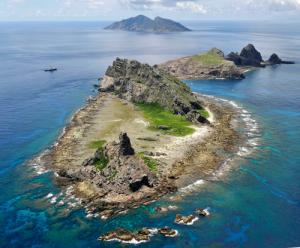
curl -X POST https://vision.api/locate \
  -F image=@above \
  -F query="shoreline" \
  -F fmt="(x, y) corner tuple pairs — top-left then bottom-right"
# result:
(29, 88), (253, 218)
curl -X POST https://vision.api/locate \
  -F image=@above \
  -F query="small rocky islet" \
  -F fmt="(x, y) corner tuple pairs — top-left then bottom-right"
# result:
(160, 44), (294, 80)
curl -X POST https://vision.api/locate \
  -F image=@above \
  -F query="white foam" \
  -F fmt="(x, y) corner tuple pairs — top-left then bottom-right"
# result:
(50, 196), (57, 204)
(179, 179), (205, 193)
(164, 230), (179, 237)
(176, 217), (199, 225)
(105, 238), (149, 245)
(45, 193), (54, 199)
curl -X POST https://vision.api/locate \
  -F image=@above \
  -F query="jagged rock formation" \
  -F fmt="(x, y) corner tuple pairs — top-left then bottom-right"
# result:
(226, 44), (263, 67)
(58, 132), (158, 197)
(100, 58), (209, 123)
(226, 44), (295, 67)
(105, 15), (190, 33)
(159, 48), (245, 80)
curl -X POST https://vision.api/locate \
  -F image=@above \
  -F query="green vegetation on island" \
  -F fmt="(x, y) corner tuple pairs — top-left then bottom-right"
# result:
(88, 140), (109, 171)
(136, 102), (195, 136)
(88, 140), (106, 149)
(192, 49), (229, 65)
(138, 152), (158, 172)
(198, 109), (210, 119)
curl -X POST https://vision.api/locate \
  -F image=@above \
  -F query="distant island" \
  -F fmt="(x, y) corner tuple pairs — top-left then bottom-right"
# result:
(160, 44), (295, 80)
(105, 15), (191, 33)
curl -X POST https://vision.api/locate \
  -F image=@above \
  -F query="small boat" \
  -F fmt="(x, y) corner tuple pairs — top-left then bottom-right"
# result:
(44, 68), (57, 72)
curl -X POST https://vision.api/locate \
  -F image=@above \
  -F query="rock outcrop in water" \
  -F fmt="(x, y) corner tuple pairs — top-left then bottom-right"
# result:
(105, 15), (190, 33)
(101, 57), (209, 123)
(265, 53), (295, 65)
(226, 44), (295, 67)
(226, 44), (263, 67)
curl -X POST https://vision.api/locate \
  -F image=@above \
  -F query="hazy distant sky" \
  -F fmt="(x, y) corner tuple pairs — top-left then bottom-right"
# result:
(0, 0), (300, 21)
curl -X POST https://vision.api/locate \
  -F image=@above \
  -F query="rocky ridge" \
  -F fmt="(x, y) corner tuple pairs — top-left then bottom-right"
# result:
(101, 57), (209, 124)
(56, 132), (175, 216)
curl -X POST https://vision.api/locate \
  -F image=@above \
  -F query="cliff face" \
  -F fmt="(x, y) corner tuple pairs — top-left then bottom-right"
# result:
(105, 15), (190, 33)
(101, 58), (208, 123)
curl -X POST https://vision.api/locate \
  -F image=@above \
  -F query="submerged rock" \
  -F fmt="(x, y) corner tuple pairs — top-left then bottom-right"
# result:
(155, 205), (178, 213)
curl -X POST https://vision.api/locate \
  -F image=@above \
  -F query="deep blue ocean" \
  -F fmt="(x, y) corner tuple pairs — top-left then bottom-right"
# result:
(0, 21), (299, 247)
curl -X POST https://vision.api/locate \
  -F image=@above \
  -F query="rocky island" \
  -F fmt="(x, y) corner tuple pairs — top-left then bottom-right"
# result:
(105, 15), (190, 33)
(160, 44), (295, 80)
(40, 57), (242, 219)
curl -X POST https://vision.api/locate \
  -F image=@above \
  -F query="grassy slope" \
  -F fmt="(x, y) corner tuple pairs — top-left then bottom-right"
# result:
(192, 50), (230, 65)
(136, 102), (195, 137)
(88, 140), (109, 171)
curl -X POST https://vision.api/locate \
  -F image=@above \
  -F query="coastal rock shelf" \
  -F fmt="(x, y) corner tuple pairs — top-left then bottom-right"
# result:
(40, 58), (243, 218)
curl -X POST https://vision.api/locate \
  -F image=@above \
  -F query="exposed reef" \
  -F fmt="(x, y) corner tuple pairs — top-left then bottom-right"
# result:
(99, 227), (178, 244)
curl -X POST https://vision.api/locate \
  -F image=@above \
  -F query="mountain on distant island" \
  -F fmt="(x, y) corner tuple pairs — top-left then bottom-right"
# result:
(105, 15), (191, 33)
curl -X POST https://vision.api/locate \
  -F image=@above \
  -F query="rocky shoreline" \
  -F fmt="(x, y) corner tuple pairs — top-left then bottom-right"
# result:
(37, 58), (244, 220)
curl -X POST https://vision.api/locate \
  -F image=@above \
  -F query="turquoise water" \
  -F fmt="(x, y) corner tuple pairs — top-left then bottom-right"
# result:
(0, 21), (299, 247)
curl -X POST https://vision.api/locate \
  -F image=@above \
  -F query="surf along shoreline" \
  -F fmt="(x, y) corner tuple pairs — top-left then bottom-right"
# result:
(33, 58), (250, 219)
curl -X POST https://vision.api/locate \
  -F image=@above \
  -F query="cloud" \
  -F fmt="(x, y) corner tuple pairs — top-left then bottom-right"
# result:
(120, 0), (207, 13)
(175, 1), (207, 13)
(241, 0), (300, 12)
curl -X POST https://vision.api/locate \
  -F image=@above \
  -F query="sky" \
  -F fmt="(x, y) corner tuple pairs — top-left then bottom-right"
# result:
(0, 0), (300, 21)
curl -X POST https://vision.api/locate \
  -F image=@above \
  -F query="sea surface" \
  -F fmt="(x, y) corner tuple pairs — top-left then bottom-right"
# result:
(0, 21), (299, 247)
